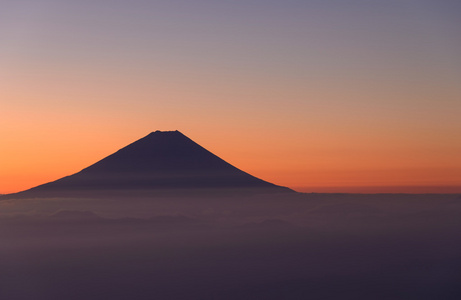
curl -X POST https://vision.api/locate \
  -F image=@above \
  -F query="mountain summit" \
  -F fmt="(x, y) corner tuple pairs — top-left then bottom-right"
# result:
(7, 131), (293, 198)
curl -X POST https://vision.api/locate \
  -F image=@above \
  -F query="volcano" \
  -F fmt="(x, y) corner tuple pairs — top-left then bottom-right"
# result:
(5, 131), (293, 199)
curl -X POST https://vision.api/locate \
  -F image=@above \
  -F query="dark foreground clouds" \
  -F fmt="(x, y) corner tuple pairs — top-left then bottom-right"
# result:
(1, 193), (461, 299)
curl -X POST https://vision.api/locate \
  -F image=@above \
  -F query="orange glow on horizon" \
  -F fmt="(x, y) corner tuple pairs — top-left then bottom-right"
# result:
(1, 0), (460, 195)
(1, 128), (460, 194)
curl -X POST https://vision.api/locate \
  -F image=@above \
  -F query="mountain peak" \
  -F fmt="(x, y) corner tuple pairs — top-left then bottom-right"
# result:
(151, 130), (181, 134)
(143, 130), (189, 141)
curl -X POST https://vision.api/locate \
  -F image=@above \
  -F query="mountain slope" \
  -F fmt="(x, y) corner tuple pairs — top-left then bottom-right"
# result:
(5, 131), (293, 198)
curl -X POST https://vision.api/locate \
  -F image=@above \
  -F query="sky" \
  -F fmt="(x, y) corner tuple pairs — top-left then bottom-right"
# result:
(1, 0), (460, 194)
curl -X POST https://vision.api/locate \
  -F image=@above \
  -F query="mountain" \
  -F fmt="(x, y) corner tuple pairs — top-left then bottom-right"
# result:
(4, 131), (293, 199)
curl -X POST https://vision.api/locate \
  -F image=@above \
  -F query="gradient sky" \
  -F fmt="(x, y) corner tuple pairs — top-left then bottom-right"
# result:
(1, 0), (460, 194)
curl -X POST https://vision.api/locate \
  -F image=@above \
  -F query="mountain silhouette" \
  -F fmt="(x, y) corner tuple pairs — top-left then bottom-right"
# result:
(5, 131), (293, 199)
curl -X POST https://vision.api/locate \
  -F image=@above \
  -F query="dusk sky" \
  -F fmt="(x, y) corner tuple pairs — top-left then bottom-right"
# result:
(1, 0), (460, 194)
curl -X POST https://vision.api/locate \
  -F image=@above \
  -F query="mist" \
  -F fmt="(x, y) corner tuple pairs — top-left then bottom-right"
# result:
(1, 192), (461, 299)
